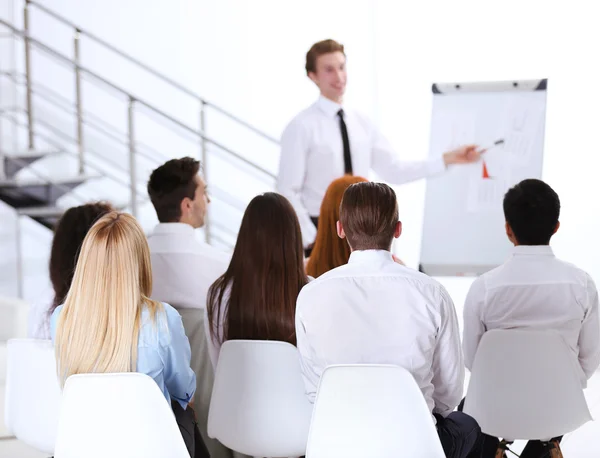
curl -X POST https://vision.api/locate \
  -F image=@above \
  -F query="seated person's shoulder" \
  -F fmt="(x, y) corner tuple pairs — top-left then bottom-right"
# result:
(139, 302), (184, 347)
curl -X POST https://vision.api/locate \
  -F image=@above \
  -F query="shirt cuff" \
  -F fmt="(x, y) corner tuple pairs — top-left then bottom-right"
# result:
(428, 157), (447, 176)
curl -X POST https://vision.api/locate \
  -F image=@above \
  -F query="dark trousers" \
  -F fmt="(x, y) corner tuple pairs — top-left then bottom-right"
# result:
(457, 399), (562, 458)
(435, 412), (483, 458)
(478, 434), (563, 458)
(172, 399), (211, 458)
(304, 216), (320, 257)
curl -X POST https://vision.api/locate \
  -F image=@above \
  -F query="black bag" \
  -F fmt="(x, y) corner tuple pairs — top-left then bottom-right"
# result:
(171, 399), (210, 458)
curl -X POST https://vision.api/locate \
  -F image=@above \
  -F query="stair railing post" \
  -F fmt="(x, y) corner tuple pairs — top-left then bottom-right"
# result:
(199, 100), (210, 244)
(23, 0), (35, 150)
(15, 214), (23, 298)
(74, 28), (85, 174)
(127, 97), (137, 217)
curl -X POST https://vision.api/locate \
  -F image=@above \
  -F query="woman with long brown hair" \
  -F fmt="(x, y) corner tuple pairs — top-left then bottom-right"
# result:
(205, 192), (308, 367)
(306, 175), (368, 278)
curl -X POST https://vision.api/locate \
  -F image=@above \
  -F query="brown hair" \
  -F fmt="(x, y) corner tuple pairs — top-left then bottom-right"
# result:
(147, 157), (200, 223)
(340, 182), (399, 251)
(305, 39), (345, 75)
(49, 202), (114, 312)
(207, 192), (308, 346)
(306, 176), (368, 278)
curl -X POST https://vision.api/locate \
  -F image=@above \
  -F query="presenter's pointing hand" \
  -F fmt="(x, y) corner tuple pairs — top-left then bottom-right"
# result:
(443, 144), (484, 166)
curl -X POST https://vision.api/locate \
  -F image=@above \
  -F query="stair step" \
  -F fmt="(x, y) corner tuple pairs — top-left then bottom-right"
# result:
(0, 175), (93, 208)
(1, 150), (62, 178)
(17, 206), (65, 218)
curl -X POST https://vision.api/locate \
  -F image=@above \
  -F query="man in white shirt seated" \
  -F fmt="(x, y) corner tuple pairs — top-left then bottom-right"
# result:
(463, 178), (600, 458)
(277, 39), (484, 254)
(147, 157), (232, 458)
(295, 182), (482, 458)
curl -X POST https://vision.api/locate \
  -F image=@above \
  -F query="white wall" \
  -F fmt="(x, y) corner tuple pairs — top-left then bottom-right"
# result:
(1, 0), (599, 308)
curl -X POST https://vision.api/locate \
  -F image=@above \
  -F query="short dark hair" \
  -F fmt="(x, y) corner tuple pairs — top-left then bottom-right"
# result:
(503, 179), (560, 245)
(49, 202), (114, 311)
(147, 157), (200, 223)
(339, 182), (399, 251)
(305, 39), (345, 75)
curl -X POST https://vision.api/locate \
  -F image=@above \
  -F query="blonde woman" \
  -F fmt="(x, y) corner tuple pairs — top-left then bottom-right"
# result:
(50, 212), (209, 457)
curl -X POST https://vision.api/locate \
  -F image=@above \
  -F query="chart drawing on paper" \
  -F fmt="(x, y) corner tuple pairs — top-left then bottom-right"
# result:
(467, 139), (512, 213)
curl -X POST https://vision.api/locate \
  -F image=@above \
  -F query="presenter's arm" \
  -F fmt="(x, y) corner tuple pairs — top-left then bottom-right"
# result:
(371, 126), (481, 184)
(277, 120), (317, 248)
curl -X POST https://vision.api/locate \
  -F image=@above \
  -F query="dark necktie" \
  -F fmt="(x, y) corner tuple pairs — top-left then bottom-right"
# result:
(337, 109), (353, 175)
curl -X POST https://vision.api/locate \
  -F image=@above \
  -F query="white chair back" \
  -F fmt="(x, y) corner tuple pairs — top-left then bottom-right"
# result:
(54, 372), (189, 458)
(306, 364), (445, 458)
(4, 338), (61, 454)
(463, 329), (592, 441)
(208, 340), (312, 457)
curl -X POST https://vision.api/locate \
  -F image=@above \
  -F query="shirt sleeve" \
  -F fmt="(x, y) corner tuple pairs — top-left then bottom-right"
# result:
(578, 274), (600, 379)
(431, 286), (465, 416)
(371, 125), (446, 184)
(295, 291), (320, 403)
(160, 305), (197, 409)
(462, 276), (487, 371)
(49, 304), (63, 343)
(276, 119), (317, 248)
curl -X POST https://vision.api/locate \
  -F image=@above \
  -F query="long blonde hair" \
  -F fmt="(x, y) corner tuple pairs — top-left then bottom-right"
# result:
(55, 212), (162, 386)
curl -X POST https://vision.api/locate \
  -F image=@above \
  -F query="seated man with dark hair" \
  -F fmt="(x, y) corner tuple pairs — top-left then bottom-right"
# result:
(296, 181), (482, 458)
(147, 157), (232, 458)
(463, 178), (600, 458)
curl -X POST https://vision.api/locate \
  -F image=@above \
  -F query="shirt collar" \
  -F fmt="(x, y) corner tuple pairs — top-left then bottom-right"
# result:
(511, 245), (555, 257)
(316, 95), (343, 118)
(348, 249), (394, 264)
(151, 222), (196, 237)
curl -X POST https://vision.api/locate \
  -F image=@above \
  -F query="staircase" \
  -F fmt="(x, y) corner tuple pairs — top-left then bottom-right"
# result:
(0, 0), (279, 297)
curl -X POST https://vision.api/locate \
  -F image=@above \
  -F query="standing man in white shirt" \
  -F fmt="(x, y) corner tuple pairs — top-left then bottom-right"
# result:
(296, 182), (482, 458)
(277, 39), (484, 252)
(147, 157), (232, 458)
(463, 178), (600, 458)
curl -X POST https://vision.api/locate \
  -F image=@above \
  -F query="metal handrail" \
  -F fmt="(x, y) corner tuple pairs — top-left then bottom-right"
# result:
(0, 19), (276, 181)
(1, 72), (262, 214)
(26, 0), (280, 145)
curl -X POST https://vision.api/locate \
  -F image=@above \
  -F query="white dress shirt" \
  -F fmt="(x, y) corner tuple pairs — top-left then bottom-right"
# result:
(463, 245), (600, 384)
(277, 96), (446, 247)
(295, 250), (464, 417)
(147, 223), (230, 310)
(203, 286), (229, 369)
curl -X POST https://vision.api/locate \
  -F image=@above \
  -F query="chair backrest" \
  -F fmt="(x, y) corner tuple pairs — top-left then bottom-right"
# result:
(0, 296), (29, 341)
(54, 372), (189, 458)
(306, 364), (445, 458)
(4, 338), (61, 454)
(463, 329), (592, 441)
(208, 340), (313, 457)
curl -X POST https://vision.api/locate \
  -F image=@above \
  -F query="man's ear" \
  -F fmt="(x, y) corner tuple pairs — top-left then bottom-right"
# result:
(336, 220), (345, 239)
(308, 71), (318, 85)
(553, 221), (560, 235)
(394, 221), (402, 239)
(505, 221), (517, 245)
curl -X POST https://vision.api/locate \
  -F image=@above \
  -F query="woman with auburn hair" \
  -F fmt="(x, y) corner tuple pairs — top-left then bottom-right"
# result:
(51, 211), (208, 457)
(306, 175), (368, 278)
(206, 192), (308, 367)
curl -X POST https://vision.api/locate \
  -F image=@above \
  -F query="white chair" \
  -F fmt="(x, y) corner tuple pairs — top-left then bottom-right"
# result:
(208, 340), (313, 457)
(0, 296), (29, 384)
(4, 338), (61, 454)
(54, 372), (189, 458)
(305, 364), (445, 458)
(463, 329), (592, 441)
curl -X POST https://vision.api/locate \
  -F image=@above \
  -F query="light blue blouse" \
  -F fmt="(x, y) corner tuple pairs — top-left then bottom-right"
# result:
(50, 302), (196, 408)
